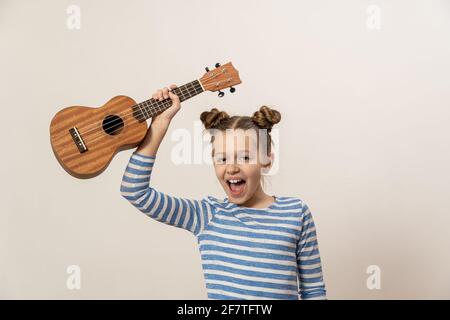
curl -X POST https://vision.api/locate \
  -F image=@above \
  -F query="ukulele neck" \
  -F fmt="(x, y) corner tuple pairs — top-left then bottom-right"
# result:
(134, 80), (204, 121)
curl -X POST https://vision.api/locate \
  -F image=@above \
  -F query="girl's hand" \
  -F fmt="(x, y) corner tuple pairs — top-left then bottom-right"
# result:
(151, 84), (181, 127)
(136, 84), (180, 155)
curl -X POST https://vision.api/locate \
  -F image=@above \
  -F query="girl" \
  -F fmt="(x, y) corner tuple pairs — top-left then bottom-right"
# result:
(120, 84), (327, 300)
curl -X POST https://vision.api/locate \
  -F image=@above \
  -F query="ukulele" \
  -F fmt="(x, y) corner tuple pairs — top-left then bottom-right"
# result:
(50, 62), (242, 179)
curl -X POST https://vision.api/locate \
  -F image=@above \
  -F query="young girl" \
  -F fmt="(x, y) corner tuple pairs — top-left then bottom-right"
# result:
(120, 84), (327, 300)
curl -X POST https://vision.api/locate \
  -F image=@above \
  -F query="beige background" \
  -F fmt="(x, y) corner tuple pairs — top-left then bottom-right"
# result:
(1, 0), (450, 299)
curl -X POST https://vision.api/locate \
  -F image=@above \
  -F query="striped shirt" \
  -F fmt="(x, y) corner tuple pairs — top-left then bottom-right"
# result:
(120, 151), (327, 300)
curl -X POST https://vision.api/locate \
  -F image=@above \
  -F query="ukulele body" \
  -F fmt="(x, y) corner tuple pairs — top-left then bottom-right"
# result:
(49, 95), (148, 179)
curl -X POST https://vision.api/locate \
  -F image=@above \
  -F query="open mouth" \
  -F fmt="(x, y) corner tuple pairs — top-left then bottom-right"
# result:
(226, 179), (246, 197)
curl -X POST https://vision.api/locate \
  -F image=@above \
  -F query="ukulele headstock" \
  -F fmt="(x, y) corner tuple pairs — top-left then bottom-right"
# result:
(199, 62), (242, 97)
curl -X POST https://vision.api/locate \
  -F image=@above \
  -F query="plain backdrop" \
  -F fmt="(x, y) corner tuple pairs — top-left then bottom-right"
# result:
(1, 0), (450, 299)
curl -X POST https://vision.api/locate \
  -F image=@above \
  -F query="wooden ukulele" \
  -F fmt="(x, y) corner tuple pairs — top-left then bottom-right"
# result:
(50, 62), (242, 179)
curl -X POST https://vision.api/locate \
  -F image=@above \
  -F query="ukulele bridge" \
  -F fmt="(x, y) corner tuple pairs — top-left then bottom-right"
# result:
(69, 127), (88, 153)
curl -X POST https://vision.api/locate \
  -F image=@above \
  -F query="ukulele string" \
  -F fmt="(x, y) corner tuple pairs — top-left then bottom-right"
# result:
(53, 69), (230, 146)
(51, 97), (171, 147)
(78, 86), (193, 137)
(67, 68), (229, 137)
(52, 85), (190, 146)
(80, 81), (204, 146)
(83, 99), (173, 146)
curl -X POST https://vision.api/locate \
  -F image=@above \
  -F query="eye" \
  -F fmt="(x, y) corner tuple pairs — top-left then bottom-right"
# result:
(214, 156), (226, 164)
(238, 155), (251, 162)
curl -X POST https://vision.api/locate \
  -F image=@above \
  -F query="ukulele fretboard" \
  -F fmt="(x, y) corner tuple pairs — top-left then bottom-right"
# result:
(133, 80), (204, 121)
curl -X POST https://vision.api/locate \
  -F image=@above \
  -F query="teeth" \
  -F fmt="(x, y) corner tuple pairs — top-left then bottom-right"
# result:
(228, 179), (242, 184)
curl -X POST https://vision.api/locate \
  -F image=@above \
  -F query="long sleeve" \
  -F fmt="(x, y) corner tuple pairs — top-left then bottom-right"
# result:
(296, 201), (327, 300)
(120, 151), (215, 236)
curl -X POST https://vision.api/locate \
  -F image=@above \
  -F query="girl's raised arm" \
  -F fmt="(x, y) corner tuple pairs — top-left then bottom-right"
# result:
(120, 152), (215, 236)
(120, 84), (215, 236)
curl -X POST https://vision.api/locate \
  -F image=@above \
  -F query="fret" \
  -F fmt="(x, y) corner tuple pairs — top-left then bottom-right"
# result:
(143, 101), (150, 118)
(192, 80), (202, 94)
(173, 87), (186, 101)
(171, 88), (180, 100)
(141, 104), (148, 120)
(194, 80), (203, 93)
(174, 87), (187, 101)
(187, 82), (194, 95)
(136, 104), (145, 120)
(150, 99), (159, 117)
(176, 85), (184, 99)
(191, 80), (200, 93)
(188, 82), (196, 95)
(196, 79), (205, 91)
(153, 100), (161, 116)
(145, 101), (153, 118)
(140, 102), (149, 119)
(190, 80), (198, 92)
(179, 85), (190, 100)
(194, 81), (201, 94)
(190, 81), (198, 94)
(148, 101), (155, 118)
(158, 100), (166, 112)
(150, 100), (159, 117)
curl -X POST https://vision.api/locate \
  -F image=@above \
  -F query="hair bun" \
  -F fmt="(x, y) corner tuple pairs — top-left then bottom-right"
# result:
(252, 106), (281, 130)
(200, 108), (230, 129)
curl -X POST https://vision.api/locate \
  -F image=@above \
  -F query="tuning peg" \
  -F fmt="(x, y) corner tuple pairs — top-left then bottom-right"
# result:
(215, 63), (221, 68)
(218, 90), (225, 97)
(205, 67), (210, 72)
(229, 86), (236, 93)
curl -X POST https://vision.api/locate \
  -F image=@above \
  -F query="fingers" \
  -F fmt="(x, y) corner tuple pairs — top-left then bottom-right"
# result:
(152, 84), (178, 101)
(169, 90), (180, 104)
(151, 89), (165, 101)
(168, 84), (180, 104)
(163, 87), (170, 99)
(151, 91), (160, 101)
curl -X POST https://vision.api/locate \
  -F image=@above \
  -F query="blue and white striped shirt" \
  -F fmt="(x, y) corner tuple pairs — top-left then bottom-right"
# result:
(120, 151), (327, 300)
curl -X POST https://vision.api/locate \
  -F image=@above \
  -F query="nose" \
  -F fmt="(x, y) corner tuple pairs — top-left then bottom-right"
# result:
(225, 163), (240, 174)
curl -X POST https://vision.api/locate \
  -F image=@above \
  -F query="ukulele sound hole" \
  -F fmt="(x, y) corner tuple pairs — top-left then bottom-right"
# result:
(103, 115), (124, 136)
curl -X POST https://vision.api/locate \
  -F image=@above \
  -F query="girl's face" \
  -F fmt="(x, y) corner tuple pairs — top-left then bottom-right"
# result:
(211, 129), (273, 205)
